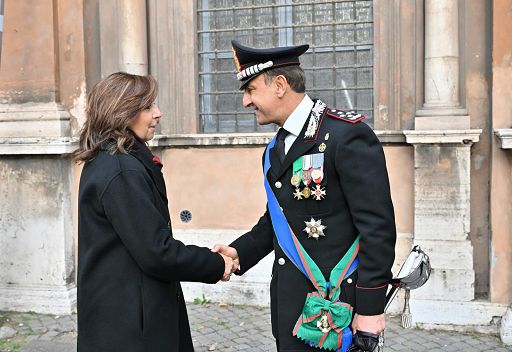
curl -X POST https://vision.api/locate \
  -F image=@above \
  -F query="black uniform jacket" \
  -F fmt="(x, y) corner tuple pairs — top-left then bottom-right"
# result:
(77, 139), (225, 352)
(231, 103), (396, 351)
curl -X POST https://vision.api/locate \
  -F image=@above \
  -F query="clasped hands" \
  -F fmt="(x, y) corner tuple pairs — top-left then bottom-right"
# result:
(212, 244), (239, 281)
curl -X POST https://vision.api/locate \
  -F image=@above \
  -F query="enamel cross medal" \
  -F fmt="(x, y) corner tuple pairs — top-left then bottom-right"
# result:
(311, 153), (325, 201)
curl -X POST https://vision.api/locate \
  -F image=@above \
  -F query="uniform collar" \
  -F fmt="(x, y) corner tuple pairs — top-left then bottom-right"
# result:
(282, 94), (314, 136)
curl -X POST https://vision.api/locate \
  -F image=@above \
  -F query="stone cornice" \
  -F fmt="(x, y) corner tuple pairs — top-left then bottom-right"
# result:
(403, 130), (482, 145)
(494, 129), (512, 149)
(0, 137), (77, 155)
(0, 130), (408, 155)
(148, 130), (407, 148)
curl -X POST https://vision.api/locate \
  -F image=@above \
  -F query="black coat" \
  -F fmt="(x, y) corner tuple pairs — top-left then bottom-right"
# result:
(231, 103), (396, 351)
(77, 139), (225, 352)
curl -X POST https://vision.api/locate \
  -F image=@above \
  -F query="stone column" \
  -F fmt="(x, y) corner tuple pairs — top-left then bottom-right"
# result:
(99, 0), (148, 76)
(415, 0), (469, 129)
(119, 0), (148, 75)
(0, 0), (85, 314)
(403, 0), (507, 327)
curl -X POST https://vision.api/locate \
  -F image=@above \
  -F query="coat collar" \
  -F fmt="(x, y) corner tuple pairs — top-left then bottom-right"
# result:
(269, 102), (321, 180)
(129, 138), (168, 200)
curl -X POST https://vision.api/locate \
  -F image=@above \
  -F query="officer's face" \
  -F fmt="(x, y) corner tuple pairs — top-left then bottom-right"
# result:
(242, 75), (282, 126)
(129, 104), (162, 142)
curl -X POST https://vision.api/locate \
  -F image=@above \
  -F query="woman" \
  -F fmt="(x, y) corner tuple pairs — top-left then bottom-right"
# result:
(74, 72), (234, 352)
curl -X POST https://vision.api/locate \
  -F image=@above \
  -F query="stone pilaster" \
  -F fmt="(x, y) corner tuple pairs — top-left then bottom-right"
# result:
(403, 0), (505, 330)
(0, 0), (83, 314)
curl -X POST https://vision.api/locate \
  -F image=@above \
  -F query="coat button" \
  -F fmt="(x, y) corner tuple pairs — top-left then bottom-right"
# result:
(275, 181), (282, 188)
(278, 258), (285, 265)
(347, 278), (353, 284)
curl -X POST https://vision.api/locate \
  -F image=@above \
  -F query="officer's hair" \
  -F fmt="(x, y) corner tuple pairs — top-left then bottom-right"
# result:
(263, 66), (306, 93)
(72, 72), (158, 163)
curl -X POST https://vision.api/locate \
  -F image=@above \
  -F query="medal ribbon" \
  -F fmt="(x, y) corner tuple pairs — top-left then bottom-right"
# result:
(264, 135), (359, 351)
(292, 157), (303, 186)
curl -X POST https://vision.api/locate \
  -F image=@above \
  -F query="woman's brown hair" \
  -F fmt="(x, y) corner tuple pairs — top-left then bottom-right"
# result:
(72, 72), (158, 163)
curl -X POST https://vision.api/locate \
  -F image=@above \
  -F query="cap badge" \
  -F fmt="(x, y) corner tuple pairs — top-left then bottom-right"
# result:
(232, 47), (241, 72)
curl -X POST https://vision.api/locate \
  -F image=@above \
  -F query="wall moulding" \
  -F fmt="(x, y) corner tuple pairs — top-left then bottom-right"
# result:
(148, 131), (407, 148)
(0, 137), (76, 155)
(494, 129), (512, 149)
(0, 102), (71, 139)
(404, 129), (482, 145)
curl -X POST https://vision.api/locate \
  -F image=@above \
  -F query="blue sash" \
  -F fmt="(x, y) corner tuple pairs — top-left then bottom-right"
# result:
(263, 135), (358, 351)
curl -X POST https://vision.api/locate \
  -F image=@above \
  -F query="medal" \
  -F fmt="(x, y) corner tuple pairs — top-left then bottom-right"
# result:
(317, 313), (331, 333)
(302, 170), (311, 185)
(291, 157), (303, 187)
(311, 169), (322, 180)
(291, 174), (300, 187)
(302, 155), (313, 186)
(304, 217), (326, 240)
(293, 188), (304, 200)
(312, 185), (326, 200)
(311, 154), (324, 184)
(302, 186), (311, 199)
(319, 143), (326, 152)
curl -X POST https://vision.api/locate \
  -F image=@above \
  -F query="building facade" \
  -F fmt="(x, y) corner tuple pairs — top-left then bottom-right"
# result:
(0, 0), (511, 343)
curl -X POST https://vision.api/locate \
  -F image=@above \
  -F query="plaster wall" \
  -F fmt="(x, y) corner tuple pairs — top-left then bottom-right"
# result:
(490, 0), (512, 304)
(161, 145), (413, 235)
(465, 0), (493, 299)
(154, 144), (414, 306)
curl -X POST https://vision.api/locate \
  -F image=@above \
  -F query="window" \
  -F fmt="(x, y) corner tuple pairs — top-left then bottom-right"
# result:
(197, 0), (374, 133)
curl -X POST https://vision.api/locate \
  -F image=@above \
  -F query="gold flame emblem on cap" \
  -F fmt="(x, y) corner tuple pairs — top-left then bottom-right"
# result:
(232, 46), (241, 72)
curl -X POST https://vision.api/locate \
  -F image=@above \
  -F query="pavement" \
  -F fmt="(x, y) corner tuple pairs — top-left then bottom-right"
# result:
(1, 303), (511, 352)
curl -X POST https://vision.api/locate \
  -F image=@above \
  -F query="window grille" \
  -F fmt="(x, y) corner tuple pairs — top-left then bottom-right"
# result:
(197, 0), (374, 133)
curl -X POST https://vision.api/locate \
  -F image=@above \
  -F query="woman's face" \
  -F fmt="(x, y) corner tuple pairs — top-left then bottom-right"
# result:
(130, 104), (162, 142)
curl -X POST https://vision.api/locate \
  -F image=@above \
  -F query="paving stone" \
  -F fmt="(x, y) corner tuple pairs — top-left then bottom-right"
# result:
(2, 306), (512, 351)
(0, 326), (17, 339)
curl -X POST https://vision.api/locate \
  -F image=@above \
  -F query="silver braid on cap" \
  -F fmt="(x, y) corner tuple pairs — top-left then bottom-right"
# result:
(237, 61), (274, 81)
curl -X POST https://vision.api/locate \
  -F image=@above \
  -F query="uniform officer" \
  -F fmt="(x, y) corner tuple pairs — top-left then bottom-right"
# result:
(213, 40), (396, 352)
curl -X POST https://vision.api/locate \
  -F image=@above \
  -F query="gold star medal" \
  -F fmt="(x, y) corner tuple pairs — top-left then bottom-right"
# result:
(293, 188), (304, 200)
(304, 217), (326, 240)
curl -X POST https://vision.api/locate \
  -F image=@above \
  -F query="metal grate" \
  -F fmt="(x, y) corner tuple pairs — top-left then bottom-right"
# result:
(197, 0), (374, 133)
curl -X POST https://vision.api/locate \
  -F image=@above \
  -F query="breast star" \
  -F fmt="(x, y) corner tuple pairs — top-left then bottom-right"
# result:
(303, 218), (326, 240)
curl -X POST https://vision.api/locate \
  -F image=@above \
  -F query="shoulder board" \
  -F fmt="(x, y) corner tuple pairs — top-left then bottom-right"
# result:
(326, 108), (366, 124)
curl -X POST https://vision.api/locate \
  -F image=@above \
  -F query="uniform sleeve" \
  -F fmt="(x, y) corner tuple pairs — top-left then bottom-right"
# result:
(101, 170), (225, 283)
(335, 122), (396, 315)
(230, 210), (274, 275)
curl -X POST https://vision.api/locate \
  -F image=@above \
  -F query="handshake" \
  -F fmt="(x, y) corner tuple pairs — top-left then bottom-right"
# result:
(211, 244), (239, 281)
